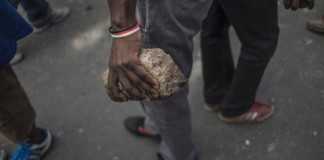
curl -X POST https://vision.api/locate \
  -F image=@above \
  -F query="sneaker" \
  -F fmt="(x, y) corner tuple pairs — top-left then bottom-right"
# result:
(124, 116), (161, 142)
(10, 53), (24, 65)
(33, 7), (71, 33)
(306, 16), (324, 34)
(218, 102), (274, 124)
(10, 129), (53, 160)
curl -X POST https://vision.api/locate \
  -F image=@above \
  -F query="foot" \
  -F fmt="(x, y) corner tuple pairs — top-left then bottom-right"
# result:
(124, 116), (161, 142)
(10, 53), (24, 65)
(306, 16), (324, 34)
(10, 129), (53, 160)
(204, 104), (221, 112)
(33, 7), (71, 33)
(218, 102), (274, 124)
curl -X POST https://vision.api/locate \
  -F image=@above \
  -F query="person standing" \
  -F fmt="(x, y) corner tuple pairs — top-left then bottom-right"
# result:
(0, 0), (53, 159)
(106, 0), (311, 160)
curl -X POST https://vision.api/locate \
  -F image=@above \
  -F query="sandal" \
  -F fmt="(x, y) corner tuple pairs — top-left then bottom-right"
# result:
(124, 116), (161, 141)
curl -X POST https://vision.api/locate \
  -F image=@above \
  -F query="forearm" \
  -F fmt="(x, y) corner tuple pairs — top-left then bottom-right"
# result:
(107, 0), (137, 31)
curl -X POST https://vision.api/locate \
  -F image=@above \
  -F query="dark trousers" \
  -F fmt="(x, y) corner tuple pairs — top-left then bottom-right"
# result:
(0, 65), (36, 143)
(9, 0), (50, 27)
(201, 0), (280, 117)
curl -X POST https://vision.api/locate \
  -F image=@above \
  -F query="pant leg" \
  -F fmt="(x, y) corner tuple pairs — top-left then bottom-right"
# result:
(142, 87), (198, 160)
(0, 65), (36, 143)
(137, 0), (213, 160)
(200, 0), (235, 105)
(138, 0), (213, 77)
(219, 0), (280, 117)
(20, 0), (50, 25)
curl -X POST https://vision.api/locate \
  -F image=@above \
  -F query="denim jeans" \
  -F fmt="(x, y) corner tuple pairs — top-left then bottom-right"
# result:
(201, 0), (280, 117)
(0, 65), (36, 143)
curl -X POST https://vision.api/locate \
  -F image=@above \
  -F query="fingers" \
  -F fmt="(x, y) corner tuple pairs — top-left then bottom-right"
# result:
(127, 63), (159, 89)
(107, 69), (128, 102)
(117, 69), (146, 100)
(121, 66), (159, 99)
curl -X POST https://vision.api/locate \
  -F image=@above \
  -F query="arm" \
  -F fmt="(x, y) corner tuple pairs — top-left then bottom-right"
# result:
(107, 0), (137, 31)
(106, 0), (158, 102)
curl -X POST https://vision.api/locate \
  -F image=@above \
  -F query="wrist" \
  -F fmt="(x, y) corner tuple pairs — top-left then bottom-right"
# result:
(111, 19), (137, 32)
(109, 21), (140, 38)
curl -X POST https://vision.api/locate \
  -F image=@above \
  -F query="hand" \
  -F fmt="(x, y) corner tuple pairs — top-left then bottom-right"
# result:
(284, 0), (314, 10)
(107, 31), (159, 102)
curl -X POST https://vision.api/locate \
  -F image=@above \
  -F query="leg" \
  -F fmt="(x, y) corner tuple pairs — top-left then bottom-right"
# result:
(220, 0), (279, 117)
(0, 66), (54, 159)
(142, 87), (197, 160)
(135, 0), (213, 159)
(0, 65), (36, 143)
(200, 0), (234, 106)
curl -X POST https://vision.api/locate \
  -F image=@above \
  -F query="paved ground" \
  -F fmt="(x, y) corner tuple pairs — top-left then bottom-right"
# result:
(3, 0), (324, 159)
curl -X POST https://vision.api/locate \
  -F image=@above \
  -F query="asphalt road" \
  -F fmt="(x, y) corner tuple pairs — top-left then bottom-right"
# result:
(3, 0), (324, 159)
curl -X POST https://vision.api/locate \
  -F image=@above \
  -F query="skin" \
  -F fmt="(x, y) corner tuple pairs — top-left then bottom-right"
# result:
(106, 0), (159, 102)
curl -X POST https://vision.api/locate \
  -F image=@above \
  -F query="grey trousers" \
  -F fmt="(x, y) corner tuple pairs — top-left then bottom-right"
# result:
(138, 0), (278, 159)
(143, 87), (197, 160)
(138, 0), (213, 160)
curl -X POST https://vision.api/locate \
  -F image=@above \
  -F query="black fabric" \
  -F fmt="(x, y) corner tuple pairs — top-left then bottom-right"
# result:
(201, 0), (279, 117)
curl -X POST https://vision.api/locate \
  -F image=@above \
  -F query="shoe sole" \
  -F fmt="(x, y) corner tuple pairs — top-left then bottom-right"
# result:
(218, 105), (274, 124)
